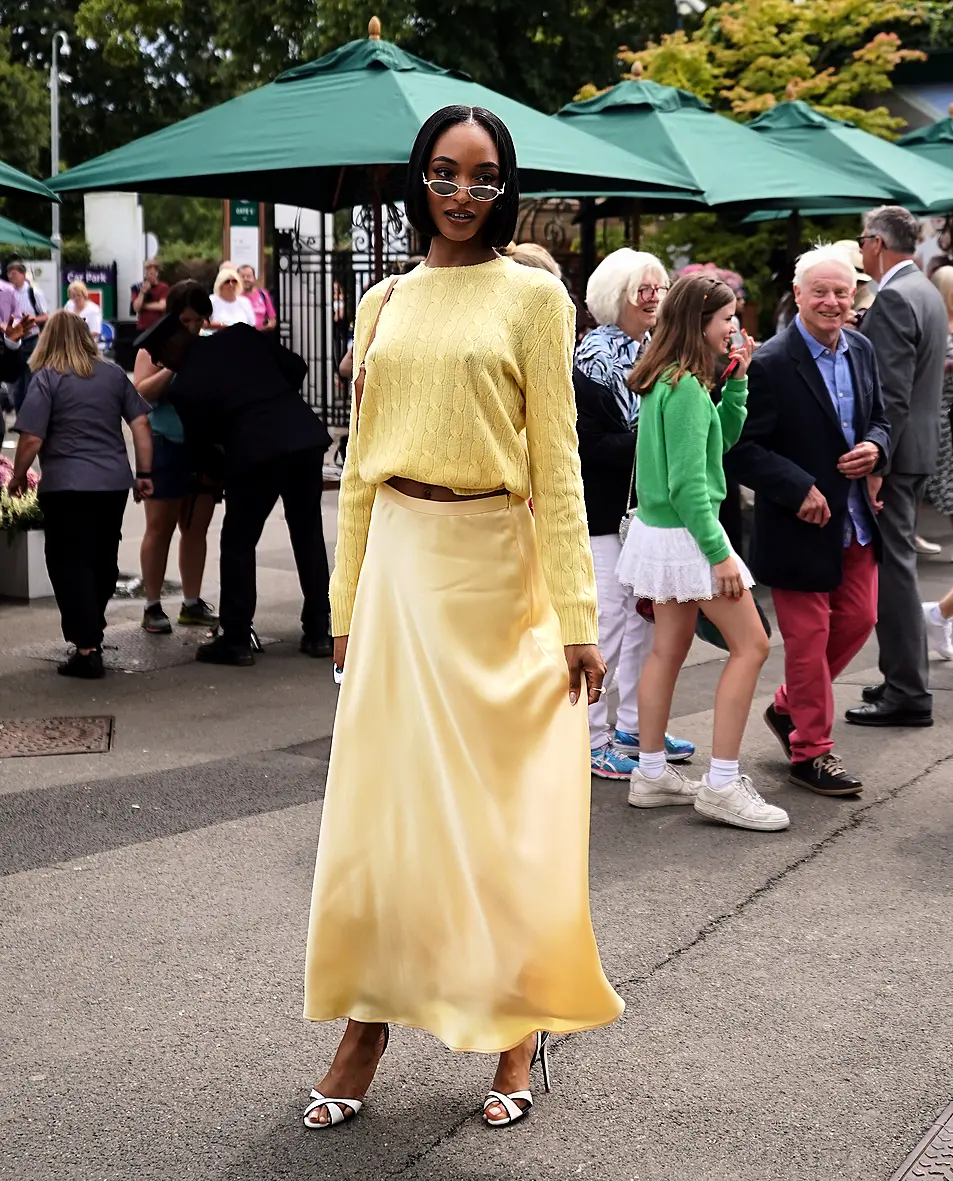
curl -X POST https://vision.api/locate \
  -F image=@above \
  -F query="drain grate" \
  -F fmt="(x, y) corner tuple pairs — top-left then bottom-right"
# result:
(891, 1102), (953, 1179)
(0, 716), (114, 758)
(18, 621), (277, 674)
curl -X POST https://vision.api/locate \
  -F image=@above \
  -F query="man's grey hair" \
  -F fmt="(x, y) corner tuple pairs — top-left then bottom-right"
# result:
(585, 248), (668, 325)
(864, 205), (920, 255)
(793, 243), (857, 291)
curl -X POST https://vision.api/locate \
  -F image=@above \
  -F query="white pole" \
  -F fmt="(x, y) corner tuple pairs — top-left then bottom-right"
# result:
(50, 31), (68, 293)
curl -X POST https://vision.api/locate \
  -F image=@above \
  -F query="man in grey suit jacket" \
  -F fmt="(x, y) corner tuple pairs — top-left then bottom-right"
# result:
(846, 205), (949, 727)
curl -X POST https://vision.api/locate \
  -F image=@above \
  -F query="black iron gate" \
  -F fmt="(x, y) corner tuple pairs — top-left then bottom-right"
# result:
(275, 199), (591, 427)
(275, 206), (413, 427)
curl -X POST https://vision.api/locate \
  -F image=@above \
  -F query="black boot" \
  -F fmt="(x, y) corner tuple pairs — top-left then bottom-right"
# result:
(196, 635), (255, 667)
(300, 634), (333, 658)
(57, 650), (105, 679)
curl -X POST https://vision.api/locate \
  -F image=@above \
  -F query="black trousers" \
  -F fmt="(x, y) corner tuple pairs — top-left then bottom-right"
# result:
(39, 490), (128, 649)
(219, 447), (329, 645)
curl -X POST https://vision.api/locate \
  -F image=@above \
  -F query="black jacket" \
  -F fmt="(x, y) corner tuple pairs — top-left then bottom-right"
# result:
(166, 325), (331, 478)
(574, 365), (636, 536)
(724, 322), (890, 592)
(0, 340), (24, 383)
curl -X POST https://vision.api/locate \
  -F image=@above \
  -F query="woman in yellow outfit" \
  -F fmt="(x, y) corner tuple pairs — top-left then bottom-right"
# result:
(303, 106), (623, 1131)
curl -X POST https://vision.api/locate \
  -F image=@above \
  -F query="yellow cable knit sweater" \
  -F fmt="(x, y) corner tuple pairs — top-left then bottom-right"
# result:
(330, 255), (598, 645)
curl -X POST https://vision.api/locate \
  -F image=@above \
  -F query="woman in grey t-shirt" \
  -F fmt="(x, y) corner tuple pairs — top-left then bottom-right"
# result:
(9, 310), (153, 678)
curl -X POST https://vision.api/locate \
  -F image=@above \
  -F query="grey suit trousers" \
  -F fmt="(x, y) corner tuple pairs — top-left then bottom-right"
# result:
(876, 472), (931, 711)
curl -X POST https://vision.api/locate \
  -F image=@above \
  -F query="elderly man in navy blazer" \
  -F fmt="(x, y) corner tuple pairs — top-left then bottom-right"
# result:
(725, 244), (890, 796)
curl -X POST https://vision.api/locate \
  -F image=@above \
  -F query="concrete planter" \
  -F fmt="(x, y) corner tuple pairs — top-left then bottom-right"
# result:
(0, 530), (54, 600)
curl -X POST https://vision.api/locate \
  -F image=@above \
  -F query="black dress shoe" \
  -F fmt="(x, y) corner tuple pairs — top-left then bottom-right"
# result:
(57, 650), (105, 679)
(845, 701), (932, 727)
(195, 636), (255, 666)
(300, 635), (333, 658)
(861, 683), (885, 704)
(763, 704), (795, 758)
(790, 753), (863, 796)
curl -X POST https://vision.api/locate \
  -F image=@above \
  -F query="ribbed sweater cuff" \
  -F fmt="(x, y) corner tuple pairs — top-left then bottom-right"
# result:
(329, 588), (355, 638)
(556, 602), (600, 647)
(704, 541), (732, 566)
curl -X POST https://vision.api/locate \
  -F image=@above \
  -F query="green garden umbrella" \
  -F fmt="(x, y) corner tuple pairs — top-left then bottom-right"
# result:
(553, 78), (894, 210)
(898, 112), (953, 173)
(47, 25), (699, 221)
(0, 160), (59, 203)
(747, 101), (953, 215)
(0, 215), (54, 251)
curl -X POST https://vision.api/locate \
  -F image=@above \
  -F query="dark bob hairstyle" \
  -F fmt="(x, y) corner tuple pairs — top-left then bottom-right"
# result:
(404, 106), (520, 249)
(166, 278), (213, 320)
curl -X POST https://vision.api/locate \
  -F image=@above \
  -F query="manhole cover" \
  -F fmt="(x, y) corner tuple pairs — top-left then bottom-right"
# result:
(17, 621), (277, 673)
(891, 1102), (953, 1179)
(0, 716), (114, 758)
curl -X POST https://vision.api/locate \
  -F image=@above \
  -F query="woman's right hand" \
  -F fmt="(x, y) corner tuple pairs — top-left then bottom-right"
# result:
(713, 555), (745, 600)
(333, 635), (348, 671)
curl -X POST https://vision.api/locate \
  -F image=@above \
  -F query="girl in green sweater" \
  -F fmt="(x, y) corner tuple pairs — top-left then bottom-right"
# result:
(617, 273), (789, 832)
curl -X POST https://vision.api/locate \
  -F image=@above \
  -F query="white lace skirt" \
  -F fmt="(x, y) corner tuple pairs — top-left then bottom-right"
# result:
(616, 515), (754, 603)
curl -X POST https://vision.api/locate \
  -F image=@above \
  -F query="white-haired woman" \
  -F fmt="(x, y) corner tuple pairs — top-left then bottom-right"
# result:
(210, 268), (255, 329)
(65, 281), (102, 342)
(573, 248), (695, 779)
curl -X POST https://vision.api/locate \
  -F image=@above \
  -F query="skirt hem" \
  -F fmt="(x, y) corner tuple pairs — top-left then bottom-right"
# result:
(301, 1004), (626, 1055)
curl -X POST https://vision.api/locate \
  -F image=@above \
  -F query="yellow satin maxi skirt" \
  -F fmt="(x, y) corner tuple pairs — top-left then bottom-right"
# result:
(303, 484), (623, 1053)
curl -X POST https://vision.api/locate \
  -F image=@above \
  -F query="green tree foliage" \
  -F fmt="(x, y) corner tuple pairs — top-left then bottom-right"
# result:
(609, 0), (928, 137)
(296, 1), (676, 114)
(0, 27), (49, 177)
(0, 0), (233, 237)
(0, 0), (683, 248)
(72, 0), (679, 112)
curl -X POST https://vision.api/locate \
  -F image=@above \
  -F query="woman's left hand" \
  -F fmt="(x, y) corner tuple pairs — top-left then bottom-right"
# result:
(6, 474), (27, 498)
(727, 330), (755, 379)
(564, 644), (607, 706)
(133, 477), (153, 502)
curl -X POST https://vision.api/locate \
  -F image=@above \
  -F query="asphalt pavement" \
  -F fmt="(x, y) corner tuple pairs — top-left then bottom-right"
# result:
(1, 498), (952, 1181)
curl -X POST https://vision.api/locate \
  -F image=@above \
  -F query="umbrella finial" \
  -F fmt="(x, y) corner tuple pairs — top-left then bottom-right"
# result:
(368, 15), (381, 39)
(630, 61), (644, 80)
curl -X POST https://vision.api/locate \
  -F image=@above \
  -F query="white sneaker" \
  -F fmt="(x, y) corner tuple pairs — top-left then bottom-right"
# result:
(923, 602), (953, 660)
(694, 775), (790, 832)
(628, 765), (700, 808)
(915, 535), (942, 555)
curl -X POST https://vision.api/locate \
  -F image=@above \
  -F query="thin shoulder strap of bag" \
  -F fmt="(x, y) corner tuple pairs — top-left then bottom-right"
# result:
(353, 276), (399, 423)
(625, 439), (637, 514)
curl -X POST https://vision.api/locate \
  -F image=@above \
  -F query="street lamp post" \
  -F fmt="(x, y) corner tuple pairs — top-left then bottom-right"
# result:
(50, 31), (69, 287)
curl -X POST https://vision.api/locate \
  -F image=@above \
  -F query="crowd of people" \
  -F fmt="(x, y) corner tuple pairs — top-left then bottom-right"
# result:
(3, 257), (327, 678)
(1, 101), (952, 1133)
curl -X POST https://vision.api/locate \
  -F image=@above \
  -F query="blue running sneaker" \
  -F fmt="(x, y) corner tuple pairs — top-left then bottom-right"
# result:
(614, 730), (695, 764)
(591, 743), (639, 780)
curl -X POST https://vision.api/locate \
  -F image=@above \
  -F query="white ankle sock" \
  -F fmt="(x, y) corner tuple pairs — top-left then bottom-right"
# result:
(184, 597), (199, 607)
(145, 600), (161, 611)
(639, 750), (666, 779)
(930, 604), (946, 625)
(708, 757), (739, 789)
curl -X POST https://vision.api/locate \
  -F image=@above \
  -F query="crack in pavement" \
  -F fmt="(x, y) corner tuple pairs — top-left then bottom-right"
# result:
(376, 749), (953, 1180)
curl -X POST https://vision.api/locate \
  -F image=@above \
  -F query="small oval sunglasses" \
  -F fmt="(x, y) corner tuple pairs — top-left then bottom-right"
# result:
(422, 174), (505, 202)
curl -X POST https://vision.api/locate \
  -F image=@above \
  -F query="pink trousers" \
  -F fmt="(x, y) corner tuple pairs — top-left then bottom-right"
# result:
(772, 540), (878, 762)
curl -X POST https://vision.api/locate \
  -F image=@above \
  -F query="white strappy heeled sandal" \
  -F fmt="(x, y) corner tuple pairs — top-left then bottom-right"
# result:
(482, 1032), (552, 1128)
(303, 1024), (389, 1130)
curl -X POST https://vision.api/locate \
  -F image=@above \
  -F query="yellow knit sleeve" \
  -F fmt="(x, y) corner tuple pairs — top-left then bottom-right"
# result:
(328, 287), (384, 636)
(523, 287), (599, 645)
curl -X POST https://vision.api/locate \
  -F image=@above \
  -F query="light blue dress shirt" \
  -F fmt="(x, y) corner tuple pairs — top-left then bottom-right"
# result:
(795, 316), (872, 547)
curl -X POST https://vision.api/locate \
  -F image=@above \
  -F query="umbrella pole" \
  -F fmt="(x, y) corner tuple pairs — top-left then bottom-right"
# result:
(373, 194), (384, 282)
(371, 164), (391, 283)
(631, 200), (642, 249)
(787, 210), (802, 264)
(580, 198), (596, 287)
